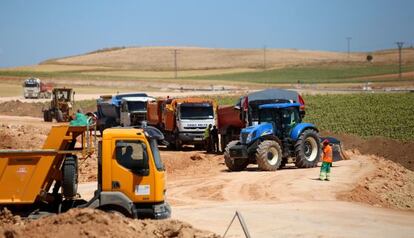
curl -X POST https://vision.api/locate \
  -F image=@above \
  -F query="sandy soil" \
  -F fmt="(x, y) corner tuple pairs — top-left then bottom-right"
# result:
(0, 116), (414, 237)
(0, 208), (218, 238)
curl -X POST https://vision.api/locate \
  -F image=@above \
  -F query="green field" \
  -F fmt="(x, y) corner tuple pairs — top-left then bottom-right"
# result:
(193, 64), (414, 84)
(211, 93), (414, 141)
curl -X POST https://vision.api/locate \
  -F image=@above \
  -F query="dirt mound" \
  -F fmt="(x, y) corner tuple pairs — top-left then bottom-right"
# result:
(0, 101), (45, 118)
(0, 208), (23, 226)
(338, 152), (414, 210)
(0, 208), (218, 238)
(161, 150), (223, 178)
(322, 132), (414, 171)
(0, 124), (48, 149)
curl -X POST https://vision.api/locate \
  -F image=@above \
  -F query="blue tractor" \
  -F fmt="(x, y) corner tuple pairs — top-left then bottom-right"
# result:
(224, 102), (321, 171)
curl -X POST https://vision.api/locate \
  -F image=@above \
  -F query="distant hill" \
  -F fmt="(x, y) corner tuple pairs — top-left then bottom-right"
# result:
(40, 46), (365, 71)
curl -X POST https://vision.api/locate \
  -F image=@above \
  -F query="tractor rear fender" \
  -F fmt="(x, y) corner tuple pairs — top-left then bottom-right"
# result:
(290, 123), (318, 141)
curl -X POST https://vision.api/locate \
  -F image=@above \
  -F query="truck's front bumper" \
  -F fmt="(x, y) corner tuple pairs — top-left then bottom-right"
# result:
(178, 132), (204, 143)
(134, 201), (171, 219)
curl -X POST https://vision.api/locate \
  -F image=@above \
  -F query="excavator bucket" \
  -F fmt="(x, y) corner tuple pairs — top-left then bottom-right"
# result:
(320, 137), (349, 161)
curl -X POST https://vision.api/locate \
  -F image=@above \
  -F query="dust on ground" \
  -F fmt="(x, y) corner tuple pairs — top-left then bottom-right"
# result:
(0, 208), (219, 238)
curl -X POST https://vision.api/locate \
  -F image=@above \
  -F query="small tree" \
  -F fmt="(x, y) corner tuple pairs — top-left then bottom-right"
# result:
(366, 54), (373, 62)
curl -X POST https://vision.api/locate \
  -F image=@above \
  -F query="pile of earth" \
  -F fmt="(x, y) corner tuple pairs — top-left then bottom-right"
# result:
(0, 100), (96, 119)
(0, 124), (48, 149)
(322, 132), (414, 171)
(0, 208), (219, 238)
(338, 151), (414, 210)
(160, 149), (224, 179)
(0, 101), (45, 118)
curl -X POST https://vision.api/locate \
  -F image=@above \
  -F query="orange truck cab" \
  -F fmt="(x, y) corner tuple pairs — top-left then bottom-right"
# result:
(0, 125), (170, 219)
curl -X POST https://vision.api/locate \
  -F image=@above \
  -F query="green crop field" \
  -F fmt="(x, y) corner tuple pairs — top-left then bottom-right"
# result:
(191, 64), (414, 84)
(211, 93), (414, 141)
(304, 93), (414, 141)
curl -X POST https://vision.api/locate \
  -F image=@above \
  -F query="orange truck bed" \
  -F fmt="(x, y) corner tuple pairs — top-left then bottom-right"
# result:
(0, 125), (93, 204)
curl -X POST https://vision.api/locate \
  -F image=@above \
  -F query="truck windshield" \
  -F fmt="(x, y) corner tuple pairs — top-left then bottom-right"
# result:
(180, 105), (214, 120)
(149, 139), (164, 171)
(127, 101), (147, 112)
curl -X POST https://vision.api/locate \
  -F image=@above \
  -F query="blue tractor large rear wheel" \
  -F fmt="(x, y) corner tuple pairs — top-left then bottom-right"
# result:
(294, 129), (321, 168)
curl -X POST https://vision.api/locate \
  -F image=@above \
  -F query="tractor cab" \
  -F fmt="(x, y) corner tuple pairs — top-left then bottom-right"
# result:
(258, 103), (301, 138)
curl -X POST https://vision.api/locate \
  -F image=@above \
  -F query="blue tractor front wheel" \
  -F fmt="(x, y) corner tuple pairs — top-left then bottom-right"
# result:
(256, 140), (283, 171)
(224, 140), (249, 171)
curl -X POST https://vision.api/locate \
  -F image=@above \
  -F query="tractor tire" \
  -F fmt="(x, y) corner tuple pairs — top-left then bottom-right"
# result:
(224, 140), (249, 171)
(255, 140), (283, 171)
(62, 156), (78, 198)
(56, 109), (64, 122)
(294, 129), (321, 168)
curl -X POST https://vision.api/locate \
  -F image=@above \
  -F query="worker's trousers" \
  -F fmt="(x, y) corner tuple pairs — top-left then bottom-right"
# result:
(319, 162), (332, 180)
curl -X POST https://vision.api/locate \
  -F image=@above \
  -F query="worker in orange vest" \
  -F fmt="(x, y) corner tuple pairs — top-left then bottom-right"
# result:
(320, 139), (333, 181)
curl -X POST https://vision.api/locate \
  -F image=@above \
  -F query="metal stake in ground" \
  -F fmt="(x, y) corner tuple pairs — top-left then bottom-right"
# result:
(223, 211), (251, 238)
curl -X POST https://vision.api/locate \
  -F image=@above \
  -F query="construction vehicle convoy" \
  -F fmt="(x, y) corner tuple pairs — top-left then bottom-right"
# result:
(43, 88), (75, 122)
(147, 97), (217, 149)
(23, 77), (53, 99)
(0, 124), (171, 219)
(96, 93), (155, 133)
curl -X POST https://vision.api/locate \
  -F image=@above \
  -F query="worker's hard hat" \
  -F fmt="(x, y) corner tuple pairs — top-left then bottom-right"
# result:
(322, 139), (330, 145)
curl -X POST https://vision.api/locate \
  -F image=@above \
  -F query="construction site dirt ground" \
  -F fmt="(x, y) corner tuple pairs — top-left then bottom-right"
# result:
(0, 115), (414, 237)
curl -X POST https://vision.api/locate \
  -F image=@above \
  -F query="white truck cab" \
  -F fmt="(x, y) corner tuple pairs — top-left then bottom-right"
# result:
(120, 96), (156, 126)
(175, 102), (216, 143)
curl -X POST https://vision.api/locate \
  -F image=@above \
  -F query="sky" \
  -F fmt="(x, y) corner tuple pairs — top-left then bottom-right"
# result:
(0, 0), (413, 67)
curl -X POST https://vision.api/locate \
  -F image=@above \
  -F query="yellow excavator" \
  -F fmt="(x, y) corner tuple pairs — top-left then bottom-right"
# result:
(0, 123), (170, 219)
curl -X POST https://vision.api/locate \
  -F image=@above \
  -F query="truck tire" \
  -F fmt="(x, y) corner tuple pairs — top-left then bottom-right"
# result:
(43, 111), (49, 122)
(56, 109), (64, 122)
(294, 129), (321, 168)
(220, 134), (229, 153)
(62, 156), (78, 198)
(256, 140), (282, 171)
(43, 110), (53, 122)
(174, 140), (182, 151)
(224, 140), (249, 171)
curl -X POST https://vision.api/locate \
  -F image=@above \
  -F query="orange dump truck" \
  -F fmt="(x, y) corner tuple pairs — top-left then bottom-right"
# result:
(147, 97), (217, 149)
(0, 125), (170, 219)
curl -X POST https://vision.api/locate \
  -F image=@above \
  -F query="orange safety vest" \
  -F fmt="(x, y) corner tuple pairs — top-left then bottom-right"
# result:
(322, 144), (333, 163)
